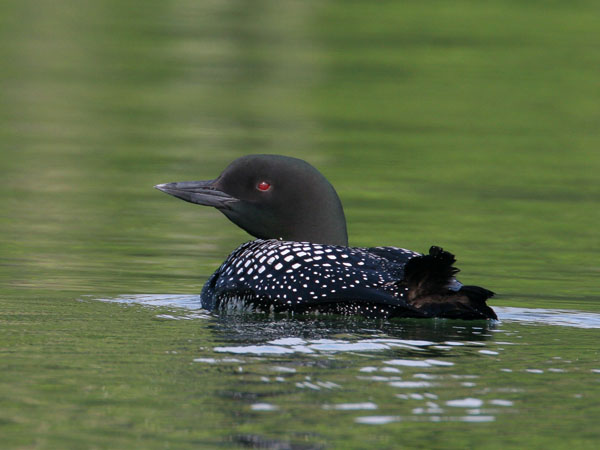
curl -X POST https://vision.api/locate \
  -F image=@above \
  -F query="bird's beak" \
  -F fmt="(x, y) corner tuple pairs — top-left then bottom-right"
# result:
(154, 180), (237, 209)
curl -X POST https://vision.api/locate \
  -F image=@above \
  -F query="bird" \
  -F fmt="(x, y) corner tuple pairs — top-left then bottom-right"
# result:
(155, 154), (496, 320)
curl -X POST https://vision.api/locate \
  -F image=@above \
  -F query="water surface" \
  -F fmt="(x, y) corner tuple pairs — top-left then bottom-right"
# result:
(1, 0), (599, 448)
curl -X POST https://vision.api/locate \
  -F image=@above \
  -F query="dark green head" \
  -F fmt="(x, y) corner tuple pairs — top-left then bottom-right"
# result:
(155, 154), (348, 246)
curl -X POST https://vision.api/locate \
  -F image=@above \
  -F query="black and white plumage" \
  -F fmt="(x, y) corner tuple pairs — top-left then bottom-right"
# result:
(156, 154), (496, 320)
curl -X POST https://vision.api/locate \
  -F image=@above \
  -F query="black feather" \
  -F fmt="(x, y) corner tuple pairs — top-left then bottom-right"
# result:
(403, 246), (459, 298)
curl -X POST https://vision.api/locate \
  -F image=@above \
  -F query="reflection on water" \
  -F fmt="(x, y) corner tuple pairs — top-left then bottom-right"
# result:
(495, 306), (600, 329)
(96, 293), (600, 329)
(90, 294), (600, 427)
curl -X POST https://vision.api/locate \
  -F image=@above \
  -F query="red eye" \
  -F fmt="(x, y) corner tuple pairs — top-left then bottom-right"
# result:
(257, 181), (271, 191)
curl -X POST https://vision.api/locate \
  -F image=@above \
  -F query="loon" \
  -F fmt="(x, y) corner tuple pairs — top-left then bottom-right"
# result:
(155, 154), (496, 320)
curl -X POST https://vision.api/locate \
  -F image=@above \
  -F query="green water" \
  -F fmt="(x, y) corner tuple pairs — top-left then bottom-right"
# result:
(1, 0), (599, 448)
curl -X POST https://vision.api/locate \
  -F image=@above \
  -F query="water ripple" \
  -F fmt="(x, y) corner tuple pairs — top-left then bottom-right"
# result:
(92, 295), (600, 329)
(496, 307), (600, 329)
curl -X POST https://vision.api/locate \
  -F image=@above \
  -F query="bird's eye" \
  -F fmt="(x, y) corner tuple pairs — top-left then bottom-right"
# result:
(257, 181), (271, 191)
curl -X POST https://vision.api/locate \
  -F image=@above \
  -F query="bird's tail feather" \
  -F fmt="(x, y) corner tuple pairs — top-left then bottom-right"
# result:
(402, 246), (496, 320)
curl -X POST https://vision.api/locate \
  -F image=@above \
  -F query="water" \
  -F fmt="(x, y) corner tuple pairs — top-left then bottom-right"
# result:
(1, 0), (599, 448)
(75, 294), (600, 447)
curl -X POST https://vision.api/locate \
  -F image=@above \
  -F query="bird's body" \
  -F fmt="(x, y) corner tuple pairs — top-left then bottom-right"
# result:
(200, 239), (418, 316)
(156, 154), (496, 320)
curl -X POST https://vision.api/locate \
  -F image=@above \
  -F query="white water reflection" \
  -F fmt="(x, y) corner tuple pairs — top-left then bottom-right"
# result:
(251, 403), (278, 411)
(495, 306), (600, 329)
(384, 359), (454, 367)
(95, 294), (204, 311)
(390, 381), (434, 388)
(354, 415), (496, 424)
(446, 398), (483, 408)
(478, 350), (499, 355)
(355, 416), (400, 425)
(323, 402), (378, 410)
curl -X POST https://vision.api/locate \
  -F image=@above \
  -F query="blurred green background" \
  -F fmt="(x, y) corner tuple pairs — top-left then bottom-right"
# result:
(1, 0), (598, 301)
(1, 0), (599, 448)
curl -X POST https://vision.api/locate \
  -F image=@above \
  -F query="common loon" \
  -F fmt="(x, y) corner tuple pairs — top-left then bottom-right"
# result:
(155, 154), (496, 320)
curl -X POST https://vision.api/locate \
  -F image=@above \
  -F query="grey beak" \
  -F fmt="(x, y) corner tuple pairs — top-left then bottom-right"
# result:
(154, 180), (237, 209)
